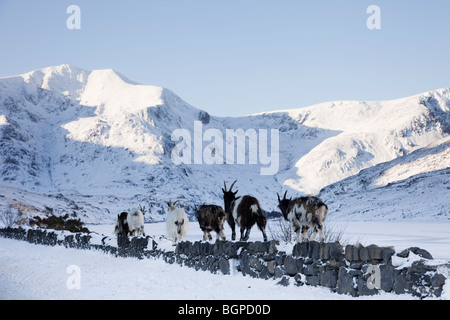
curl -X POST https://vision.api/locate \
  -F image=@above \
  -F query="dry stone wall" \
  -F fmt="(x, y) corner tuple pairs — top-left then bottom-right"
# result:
(0, 227), (448, 298)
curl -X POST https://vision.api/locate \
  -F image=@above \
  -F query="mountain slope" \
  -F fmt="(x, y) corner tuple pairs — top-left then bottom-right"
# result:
(0, 65), (449, 223)
(319, 136), (450, 221)
(265, 89), (450, 194)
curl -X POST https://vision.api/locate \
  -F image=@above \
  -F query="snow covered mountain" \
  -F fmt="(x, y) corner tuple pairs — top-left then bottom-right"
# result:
(319, 136), (450, 221)
(0, 65), (448, 223)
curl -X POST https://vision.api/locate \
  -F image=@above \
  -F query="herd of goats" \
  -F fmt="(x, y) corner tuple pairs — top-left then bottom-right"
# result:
(114, 181), (329, 244)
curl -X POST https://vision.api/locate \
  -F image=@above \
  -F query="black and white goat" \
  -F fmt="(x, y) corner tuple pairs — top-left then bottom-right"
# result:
(127, 206), (146, 237)
(222, 181), (268, 242)
(166, 200), (189, 244)
(277, 191), (328, 243)
(195, 204), (227, 241)
(114, 211), (130, 237)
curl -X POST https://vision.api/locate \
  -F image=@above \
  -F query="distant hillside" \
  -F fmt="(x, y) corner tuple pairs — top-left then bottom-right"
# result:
(0, 65), (448, 223)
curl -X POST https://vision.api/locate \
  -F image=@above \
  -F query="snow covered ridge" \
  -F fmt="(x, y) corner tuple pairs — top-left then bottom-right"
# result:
(0, 64), (449, 223)
(1, 226), (449, 299)
(319, 136), (450, 221)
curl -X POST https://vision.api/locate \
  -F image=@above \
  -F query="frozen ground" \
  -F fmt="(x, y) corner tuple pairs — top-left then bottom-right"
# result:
(1, 220), (449, 300)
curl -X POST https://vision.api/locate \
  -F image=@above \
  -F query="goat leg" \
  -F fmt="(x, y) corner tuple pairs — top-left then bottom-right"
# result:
(311, 228), (318, 241)
(302, 226), (310, 241)
(242, 227), (251, 241)
(218, 230), (226, 241)
(261, 229), (268, 242)
(228, 219), (236, 241)
(295, 227), (301, 243)
(240, 226), (246, 241)
(256, 218), (268, 242)
(319, 225), (325, 242)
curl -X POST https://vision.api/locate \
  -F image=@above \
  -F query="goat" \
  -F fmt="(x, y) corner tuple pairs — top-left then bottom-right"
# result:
(195, 204), (227, 241)
(222, 181), (268, 242)
(277, 191), (328, 243)
(127, 207), (145, 237)
(166, 200), (189, 244)
(114, 211), (130, 236)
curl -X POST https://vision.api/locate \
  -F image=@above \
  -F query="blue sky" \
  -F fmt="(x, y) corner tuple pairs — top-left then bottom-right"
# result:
(0, 0), (449, 116)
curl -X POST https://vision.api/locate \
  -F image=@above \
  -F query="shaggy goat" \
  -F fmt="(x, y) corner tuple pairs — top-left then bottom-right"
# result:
(166, 200), (189, 244)
(277, 191), (328, 243)
(114, 211), (130, 237)
(223, 181), (268, 242)
(127, 207), (145, 237)
(195, 204), (227, 241)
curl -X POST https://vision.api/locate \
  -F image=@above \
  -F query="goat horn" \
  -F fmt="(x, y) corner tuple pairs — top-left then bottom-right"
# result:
(172, 200), (180, 206)
(229, 180), (237, 191)
(283, 190), (288, 200)
(223, 181), (227, 192)
(277, 193), (281, 202)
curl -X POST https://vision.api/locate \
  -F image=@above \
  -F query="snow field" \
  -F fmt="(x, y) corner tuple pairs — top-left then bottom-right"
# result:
(0, 237), (416, 300)
(1, 219), (449, 300)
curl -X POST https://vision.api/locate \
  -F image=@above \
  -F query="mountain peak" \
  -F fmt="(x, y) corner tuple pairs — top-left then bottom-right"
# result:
(6, 65), (137, 90)
(21, 64), (87, 81)
(44, 64), (86, 74)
